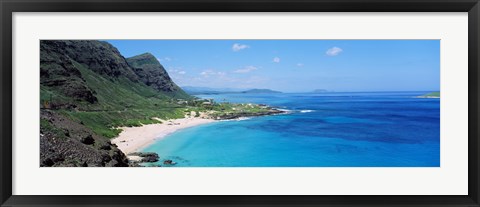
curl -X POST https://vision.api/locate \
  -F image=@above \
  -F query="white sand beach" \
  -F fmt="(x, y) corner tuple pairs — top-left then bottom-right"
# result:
(111, 117), (216, 155)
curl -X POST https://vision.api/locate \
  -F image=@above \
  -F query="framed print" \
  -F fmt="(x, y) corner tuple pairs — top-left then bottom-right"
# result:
(1, 0), (479, 206)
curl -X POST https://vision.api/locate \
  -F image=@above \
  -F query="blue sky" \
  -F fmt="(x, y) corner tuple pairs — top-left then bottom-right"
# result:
(107, 40), (440, 92)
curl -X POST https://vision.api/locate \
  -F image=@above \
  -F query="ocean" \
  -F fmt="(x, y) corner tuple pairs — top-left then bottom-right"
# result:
(142, 92), (440, 167)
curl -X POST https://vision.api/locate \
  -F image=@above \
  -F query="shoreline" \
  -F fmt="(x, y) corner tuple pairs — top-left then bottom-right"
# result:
(111, 117), (216, 157)
(111, 108), (286, 163)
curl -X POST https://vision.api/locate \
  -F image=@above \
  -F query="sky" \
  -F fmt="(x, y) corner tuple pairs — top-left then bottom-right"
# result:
(107, 40), (440, 93)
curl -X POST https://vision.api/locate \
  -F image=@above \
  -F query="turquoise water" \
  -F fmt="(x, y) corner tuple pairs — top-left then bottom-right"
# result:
(142, 92), (440, 167)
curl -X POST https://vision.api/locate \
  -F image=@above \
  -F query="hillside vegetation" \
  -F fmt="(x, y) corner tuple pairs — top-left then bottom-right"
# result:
(40, 40), (192, 166)
(41, 41), (191, 138)
(40, 40), (282, 167)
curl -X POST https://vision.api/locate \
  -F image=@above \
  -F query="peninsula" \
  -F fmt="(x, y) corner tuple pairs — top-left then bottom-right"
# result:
(417, 92), (440, 98)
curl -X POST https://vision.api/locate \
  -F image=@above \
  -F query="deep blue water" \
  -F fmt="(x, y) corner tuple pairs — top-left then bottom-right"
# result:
(142, 92), (440, 167)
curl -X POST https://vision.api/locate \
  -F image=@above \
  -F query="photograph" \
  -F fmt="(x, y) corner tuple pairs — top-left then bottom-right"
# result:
(3, 0), (477, 205)
(40, 39), (440, 167)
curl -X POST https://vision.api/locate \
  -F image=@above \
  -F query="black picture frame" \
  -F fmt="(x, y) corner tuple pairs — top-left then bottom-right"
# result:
(1, 0), (479, 206)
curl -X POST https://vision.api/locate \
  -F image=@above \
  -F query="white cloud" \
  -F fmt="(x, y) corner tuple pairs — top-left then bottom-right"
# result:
(234, 66), (258, 73)
(273, 57), (280, 63)
(158, 57), (172, 62)
(171, 68), (268, 89)
(232, 43), (250, 52)
(326, 47), (343, 56)
(168, 67), (186, 75)
(167, 68), (193, 86)
(297, 63), (304, 67)
(200, 69), (226, 77)
(200, 70), (214, 77)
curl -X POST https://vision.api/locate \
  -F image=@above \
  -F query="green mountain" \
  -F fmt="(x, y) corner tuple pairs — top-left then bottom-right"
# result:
(126, 53), (189, 98)
(40, 40), (191, 167)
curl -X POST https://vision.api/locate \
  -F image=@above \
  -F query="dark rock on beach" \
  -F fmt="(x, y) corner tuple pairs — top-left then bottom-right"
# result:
(128, 152), (160, 163)
(100, 142), (112, 150)
(163, 159), (176, 165)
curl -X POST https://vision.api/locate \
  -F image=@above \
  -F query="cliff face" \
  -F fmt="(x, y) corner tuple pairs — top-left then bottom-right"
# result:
(39, 40), (190, 167)
(41, 40), (138, 81)
(40, 40), (190, 103)
(127, 53), (189, 97)
(40, 41), (98, 103)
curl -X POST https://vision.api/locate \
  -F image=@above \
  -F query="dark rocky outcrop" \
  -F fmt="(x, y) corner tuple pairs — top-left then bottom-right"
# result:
(100, 142), (112, 150)
(215, 109), (285, 120)
(40, 110), (130, 167)
(80, 134), (95, 145)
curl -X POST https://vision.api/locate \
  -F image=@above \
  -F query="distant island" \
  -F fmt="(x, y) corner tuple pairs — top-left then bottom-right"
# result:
(417, 92), (440, 98)
(312, 89), (330, 93)
(242, 89), (282, 94)
(182, 86), (281, 95)
(181, 86), (243, 95)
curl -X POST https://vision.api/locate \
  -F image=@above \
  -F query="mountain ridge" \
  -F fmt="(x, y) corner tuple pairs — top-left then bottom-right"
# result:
(40, 40), (191, 167)
(126, 53), (189, 98)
